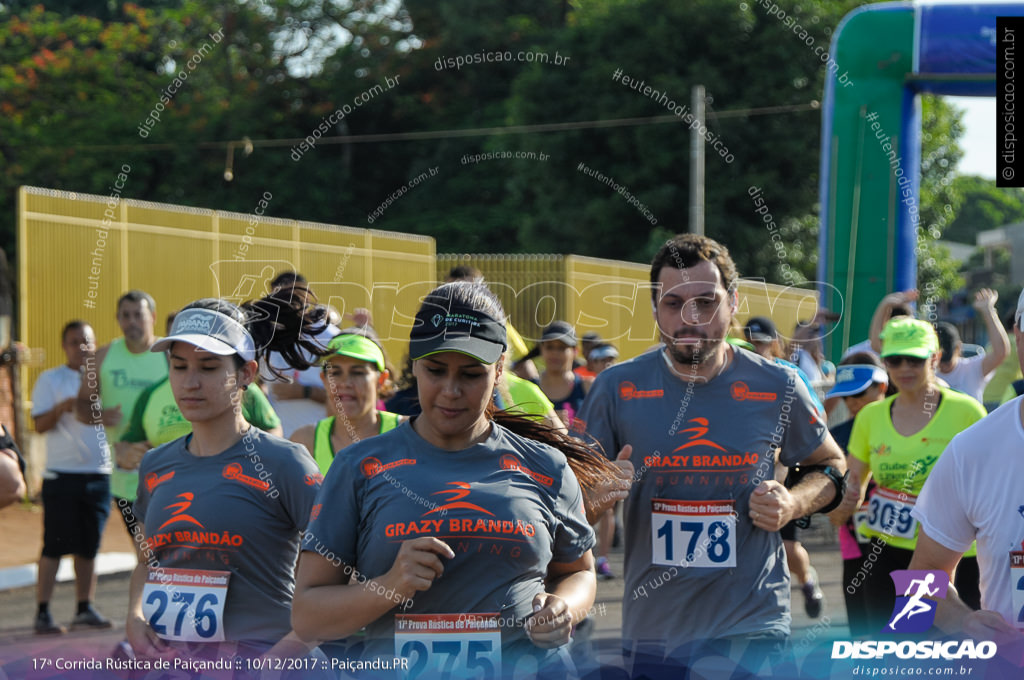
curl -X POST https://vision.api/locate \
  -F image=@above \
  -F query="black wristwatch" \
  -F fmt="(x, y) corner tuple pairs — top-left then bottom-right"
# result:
(785, 464), (849, 528)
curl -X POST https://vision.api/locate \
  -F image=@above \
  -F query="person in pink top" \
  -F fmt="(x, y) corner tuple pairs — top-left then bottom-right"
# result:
(826, 354), (888, 637)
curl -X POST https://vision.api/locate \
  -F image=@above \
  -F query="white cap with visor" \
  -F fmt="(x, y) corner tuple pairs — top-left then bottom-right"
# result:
(151, 308), (256, 362)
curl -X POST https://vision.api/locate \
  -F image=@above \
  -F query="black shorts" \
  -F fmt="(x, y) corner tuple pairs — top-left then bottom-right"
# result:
(41, 472), (111, 559)
(779, 519), (798, 541)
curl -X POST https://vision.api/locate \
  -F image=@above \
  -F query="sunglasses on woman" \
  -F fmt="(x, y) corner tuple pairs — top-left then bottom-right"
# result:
(883, 355), (926, 368)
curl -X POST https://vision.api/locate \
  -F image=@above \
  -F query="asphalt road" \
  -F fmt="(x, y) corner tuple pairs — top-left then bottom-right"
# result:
(0, 517), (851, 678)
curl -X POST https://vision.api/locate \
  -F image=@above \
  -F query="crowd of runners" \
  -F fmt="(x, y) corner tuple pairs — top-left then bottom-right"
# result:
(12, 232), (1024, 677)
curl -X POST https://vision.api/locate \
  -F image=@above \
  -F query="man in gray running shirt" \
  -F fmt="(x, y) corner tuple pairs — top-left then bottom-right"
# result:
(575, 234), (845, 672)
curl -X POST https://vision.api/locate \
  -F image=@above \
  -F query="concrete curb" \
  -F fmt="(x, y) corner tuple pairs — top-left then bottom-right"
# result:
(0, 553), (135, 592)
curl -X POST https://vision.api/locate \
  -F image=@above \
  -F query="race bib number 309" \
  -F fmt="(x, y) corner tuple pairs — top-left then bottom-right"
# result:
(395, 613), (501, 680)
(142, 568), (229, 642)
(651, 499), (736, 568)
(863, 486), (917, 541)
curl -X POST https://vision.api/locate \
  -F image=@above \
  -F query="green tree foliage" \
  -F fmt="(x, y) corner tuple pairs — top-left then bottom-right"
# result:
(915, 95), (966, 302)
(330, 0), (572, 252)
(918, 95), (965, 238)
(0, 0), (985, 301)
(0, 5), (164, 255)
(500, 0), (862, 278)
(944, 175), (1024, 244)
(0, 1), (415, 256)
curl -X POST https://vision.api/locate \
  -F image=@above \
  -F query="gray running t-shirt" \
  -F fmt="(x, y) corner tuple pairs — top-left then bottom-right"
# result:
(575, 347), (826, 649)
(135, 430), (322, 644)
(305, 420), (594, 657)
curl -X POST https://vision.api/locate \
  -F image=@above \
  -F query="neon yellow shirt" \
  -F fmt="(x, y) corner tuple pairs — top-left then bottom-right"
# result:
(312, 412), (400, 474)
(850, 388), (985, 550)
(506, 322), (529, 362)
(501, 374), (555, 421)
(984, 335), (1021, 404)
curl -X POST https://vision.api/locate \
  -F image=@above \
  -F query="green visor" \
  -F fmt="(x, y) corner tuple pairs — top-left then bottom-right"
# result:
(324, 333), (385, 371)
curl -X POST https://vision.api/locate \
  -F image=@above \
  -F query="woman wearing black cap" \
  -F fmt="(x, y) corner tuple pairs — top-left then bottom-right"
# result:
(293, 281), (623, 678)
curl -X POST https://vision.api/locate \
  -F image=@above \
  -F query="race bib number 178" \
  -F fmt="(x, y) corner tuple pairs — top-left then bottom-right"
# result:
(651, 499), (736, 568)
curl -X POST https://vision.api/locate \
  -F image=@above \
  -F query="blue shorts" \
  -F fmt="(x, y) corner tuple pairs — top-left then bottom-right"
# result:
(41, 472), (111, 559)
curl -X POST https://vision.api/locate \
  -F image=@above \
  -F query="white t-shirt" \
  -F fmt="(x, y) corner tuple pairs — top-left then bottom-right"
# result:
(31, 365), (111, 474)
(938, 353), (989, 403)
(913, 398), (1024, 627)
(263, 324), (339, 437)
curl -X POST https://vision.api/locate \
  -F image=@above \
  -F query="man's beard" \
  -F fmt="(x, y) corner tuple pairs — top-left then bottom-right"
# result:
(665, 335), (722, 367)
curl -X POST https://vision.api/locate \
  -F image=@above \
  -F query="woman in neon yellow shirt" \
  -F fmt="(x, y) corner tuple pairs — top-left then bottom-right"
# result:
(839, 317), (986, 631)
(291, 332), (403, 474)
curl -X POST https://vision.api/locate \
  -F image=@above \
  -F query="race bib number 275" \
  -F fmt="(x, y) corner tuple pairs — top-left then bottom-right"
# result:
(651, 499), (736, 568)
(395, 613), (501, 680)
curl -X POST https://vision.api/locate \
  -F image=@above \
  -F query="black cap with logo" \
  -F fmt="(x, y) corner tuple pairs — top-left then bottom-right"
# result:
(409, 293), (508, 365)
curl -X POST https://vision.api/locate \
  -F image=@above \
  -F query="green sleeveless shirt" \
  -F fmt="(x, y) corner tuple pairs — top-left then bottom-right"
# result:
(312, 411), (399, 474)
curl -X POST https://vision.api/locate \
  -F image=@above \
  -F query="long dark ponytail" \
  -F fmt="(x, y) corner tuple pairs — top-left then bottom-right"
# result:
(487, 402), (617, 493)
(241, 286), (329, 378)
(177, 288), (331, 381)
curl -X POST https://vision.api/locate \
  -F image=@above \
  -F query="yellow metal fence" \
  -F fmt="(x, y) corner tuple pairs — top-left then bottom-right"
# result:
(18, 186), (436, 411)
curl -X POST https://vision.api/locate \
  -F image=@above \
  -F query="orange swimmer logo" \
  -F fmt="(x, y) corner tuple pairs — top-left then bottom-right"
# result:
(618, 381), (664, 400)
(730, 381), (777, 402)
(619, 382), (636, 400)
(361, 457), (384, 478)
(500, 454), (554, 487)
(425, 481), (494, 516)
(157, 492), (205, 531)
(672, 417), (727, 453)
(360, 456), (416, 479)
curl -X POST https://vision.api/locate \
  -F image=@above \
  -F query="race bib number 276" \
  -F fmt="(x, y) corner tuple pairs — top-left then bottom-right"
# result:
(142, 568), (229, 642)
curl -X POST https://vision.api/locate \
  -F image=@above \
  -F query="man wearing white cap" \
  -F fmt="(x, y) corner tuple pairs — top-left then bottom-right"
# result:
(909, 288), (1024, 644)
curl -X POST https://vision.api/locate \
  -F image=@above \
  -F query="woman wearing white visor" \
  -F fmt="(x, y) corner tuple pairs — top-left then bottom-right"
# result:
(125, 297), (329, 672)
